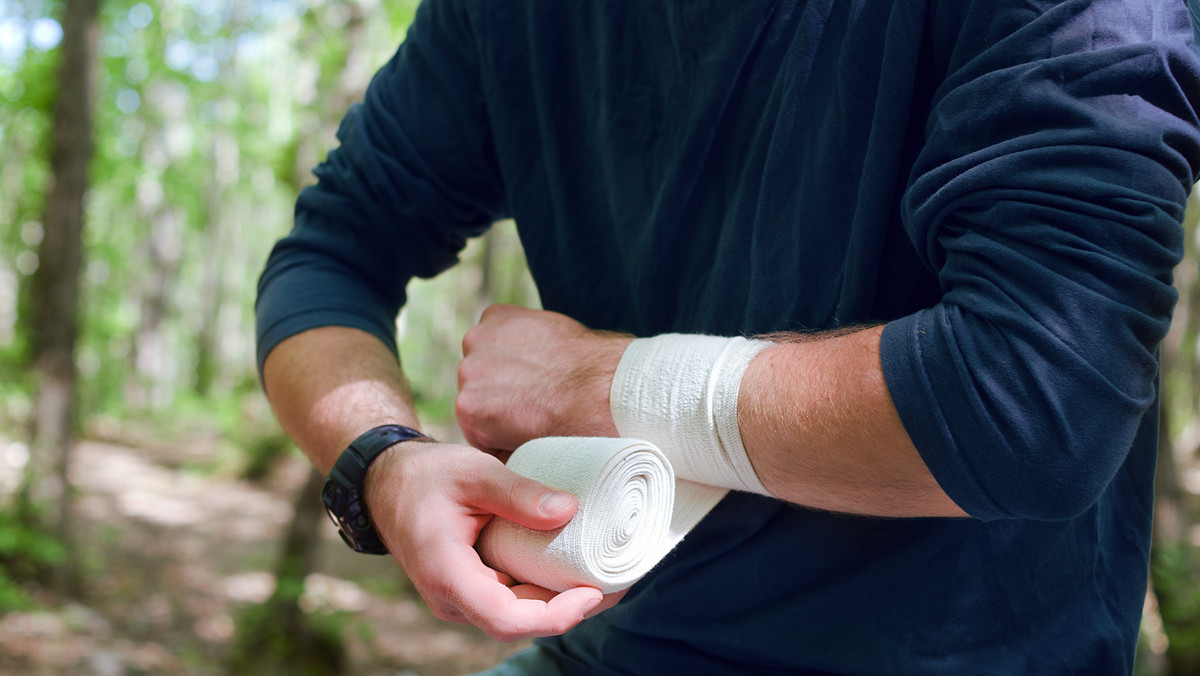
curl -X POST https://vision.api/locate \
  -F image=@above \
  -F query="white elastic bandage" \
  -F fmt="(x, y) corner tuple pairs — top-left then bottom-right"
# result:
(609, 334), (772, 495)
(476, 437), (727, 593)
(475, 335), (769, 593)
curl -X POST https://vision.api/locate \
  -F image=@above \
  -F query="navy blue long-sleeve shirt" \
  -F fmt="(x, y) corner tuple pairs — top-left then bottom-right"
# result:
(257, 1), (1200, 672)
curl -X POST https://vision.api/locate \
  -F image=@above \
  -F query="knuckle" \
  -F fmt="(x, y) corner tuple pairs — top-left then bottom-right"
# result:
(477, 304), (505, 329)
(453, 389), (471, 419)
(455, 360), (486, 399)
(460, 429), (491, 454)
(460, 328), (476, 355)
(480, 303), (512, 321)
(454, 395), (486, 444)
(454, 391), (487, 427)
(456, 359), (469, 389)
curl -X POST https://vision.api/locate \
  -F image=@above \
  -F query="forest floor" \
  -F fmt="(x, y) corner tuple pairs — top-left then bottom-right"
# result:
(0, 425), (528, 676)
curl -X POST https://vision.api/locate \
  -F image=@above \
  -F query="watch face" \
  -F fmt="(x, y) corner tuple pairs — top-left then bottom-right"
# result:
(322, 475), (387, 554)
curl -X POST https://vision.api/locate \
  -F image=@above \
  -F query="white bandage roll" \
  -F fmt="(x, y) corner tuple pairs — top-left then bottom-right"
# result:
(610, 334), (772, 495)
(476, 437), (727, 594)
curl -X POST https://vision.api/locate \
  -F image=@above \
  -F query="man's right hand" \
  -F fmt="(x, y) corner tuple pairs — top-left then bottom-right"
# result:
(362, 437), (605, 641)
(262, 327), (605, 641)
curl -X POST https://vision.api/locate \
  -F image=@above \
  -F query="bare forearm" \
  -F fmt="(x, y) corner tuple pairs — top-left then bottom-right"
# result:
(260, 325), (422, 473)
(739, 325), (967, 518)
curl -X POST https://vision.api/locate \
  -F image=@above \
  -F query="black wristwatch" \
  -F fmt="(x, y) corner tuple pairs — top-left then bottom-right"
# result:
(322, 424), (431, 555)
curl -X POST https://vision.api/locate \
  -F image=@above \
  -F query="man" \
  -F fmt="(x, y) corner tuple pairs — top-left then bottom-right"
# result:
(256, 0), (1200, 673)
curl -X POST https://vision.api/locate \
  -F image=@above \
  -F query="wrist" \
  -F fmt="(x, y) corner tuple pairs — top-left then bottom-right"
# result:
(609, 334), (772, 494)
(322, 424), (434, 555)
(362, 435), (436, 511)
(572, 332), (632, 437)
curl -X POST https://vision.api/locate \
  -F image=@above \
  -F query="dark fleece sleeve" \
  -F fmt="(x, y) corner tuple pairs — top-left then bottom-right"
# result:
(881, 0), (1200, 521)
(255, 0), (504, 374)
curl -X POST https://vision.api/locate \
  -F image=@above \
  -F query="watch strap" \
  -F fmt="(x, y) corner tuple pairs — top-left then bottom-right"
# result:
(323, 424), (430, 554)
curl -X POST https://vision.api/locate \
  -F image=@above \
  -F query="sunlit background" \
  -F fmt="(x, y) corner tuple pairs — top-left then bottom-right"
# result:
(0, 0), (541, 673)
(0, 1), (1197, 675)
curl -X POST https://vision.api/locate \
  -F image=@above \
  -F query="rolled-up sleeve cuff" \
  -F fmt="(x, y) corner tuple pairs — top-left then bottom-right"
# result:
(255, 255), (401, 379)
(880, 312), (1002, 521)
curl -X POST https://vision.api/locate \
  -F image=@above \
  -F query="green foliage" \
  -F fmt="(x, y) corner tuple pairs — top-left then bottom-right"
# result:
(1152, 540), (1200, 673)
(356, 572), (412, 600)
(235, 424), (295, 482)
(228, 598), (349, 676)
(0, 0), (442, 434)
(0, 22), (58, 373)
(0, 504), (67, 612)
(89, 381), (297, 483)
(227, 576), (350, 676)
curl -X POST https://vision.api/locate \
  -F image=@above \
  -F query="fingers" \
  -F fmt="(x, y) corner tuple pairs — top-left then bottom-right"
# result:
(376, 444), (598, 640)
(584, 588), (629, 618)
(424, 477), (600, 641)
(446, 548), (602, 641)
(467, 452), (578, 530)
(414, 538), (602, 642)
(457, 306), (564, 451)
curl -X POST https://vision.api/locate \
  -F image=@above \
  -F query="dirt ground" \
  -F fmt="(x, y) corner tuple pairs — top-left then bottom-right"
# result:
(0, 433), (529, 676)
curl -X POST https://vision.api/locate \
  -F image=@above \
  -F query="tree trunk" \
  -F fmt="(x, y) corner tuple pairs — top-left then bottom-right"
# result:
(228, 468), (345, 675)
(126, 201), (183, 411)
(272, 468), (327, 617)
(23, 0), (102, 595)
(231, 5), (371, 668)
(193, 132), (238, 397)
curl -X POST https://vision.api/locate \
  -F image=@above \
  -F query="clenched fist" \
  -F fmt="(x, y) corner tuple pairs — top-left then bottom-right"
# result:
(455, 305), (632, 454)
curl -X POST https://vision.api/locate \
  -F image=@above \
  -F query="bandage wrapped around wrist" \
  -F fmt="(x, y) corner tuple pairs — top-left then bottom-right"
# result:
(610, 333), (773, 495)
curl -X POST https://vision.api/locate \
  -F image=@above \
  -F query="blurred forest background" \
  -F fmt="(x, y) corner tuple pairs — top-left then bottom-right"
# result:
(0, 0), (1198, 674)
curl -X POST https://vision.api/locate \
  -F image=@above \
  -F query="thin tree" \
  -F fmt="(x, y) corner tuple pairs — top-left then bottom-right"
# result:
(23, 0), (102, 594)
(232, 2), (372, 669)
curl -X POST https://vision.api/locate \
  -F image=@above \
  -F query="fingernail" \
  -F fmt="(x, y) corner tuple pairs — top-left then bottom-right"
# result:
(539, 491), (574, 517)
(582, 597), (603, 619)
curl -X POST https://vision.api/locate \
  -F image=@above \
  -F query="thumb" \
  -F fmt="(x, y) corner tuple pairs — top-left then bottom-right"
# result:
(472, 462), (578, 530)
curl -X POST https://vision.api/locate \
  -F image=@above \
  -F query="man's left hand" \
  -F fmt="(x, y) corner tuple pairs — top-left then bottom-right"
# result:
(456, 305), (631, 454)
